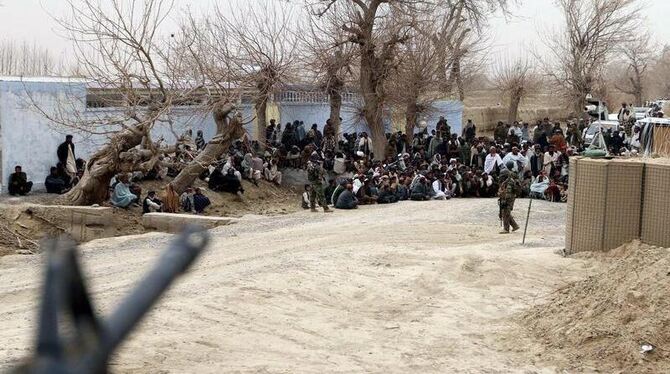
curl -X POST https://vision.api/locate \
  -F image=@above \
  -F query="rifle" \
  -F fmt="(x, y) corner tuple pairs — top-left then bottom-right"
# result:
(13, 226), (209, 374)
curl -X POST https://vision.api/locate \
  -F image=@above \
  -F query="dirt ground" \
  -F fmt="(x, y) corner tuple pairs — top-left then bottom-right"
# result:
(0, 199), (664, 373)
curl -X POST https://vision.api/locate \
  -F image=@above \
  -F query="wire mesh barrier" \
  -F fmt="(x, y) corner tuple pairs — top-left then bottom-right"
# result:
(641, 163), (670, 247)
(566, 157), (670, 253)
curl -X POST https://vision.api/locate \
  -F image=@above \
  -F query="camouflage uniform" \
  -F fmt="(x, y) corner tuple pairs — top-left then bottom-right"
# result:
(498, 171), (521, 233)
(307, 161), (329, 211)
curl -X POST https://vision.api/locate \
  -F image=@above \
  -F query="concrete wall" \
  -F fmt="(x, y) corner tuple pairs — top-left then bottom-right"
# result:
(143, 212), (234, 233)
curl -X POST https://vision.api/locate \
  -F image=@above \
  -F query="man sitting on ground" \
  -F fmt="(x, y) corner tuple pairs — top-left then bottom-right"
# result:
(180, 187), (195, 213)
(45, 166), (68, 194)
(193, 187), (211, 214)
(110, 174), (138, 208)
(335, 182), (358, 209)
(142, 191), (163, 214)
(220, 168), (245, 198)
(8, 165), (33, 196)
(410, 176), (430, 201)
(330, 180), (347, 206)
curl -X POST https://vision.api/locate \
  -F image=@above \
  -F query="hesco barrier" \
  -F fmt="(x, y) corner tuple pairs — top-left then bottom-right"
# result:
(641, 163), (670, 247)
(566, 158), (644, 253)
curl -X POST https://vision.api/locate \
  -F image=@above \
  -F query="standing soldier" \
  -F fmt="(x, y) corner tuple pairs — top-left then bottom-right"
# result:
(307, 152), (333, 213)
(498, 161), (521, 234)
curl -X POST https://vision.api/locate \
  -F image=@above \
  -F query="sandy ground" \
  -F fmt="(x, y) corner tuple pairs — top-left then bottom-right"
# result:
(0, 199), (600, 373)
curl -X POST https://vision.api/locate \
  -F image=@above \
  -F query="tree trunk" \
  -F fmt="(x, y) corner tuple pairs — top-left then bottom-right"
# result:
(405, 100), (418, 136)
(65, 123), (149, 205)
(171, 103), (241, 194)
(328, 82), (343, 137)
(254, 95), (268, 143)
(508, 95), (521, 124)
(359, 47), (387, 160)
(362, 100), (386, 160)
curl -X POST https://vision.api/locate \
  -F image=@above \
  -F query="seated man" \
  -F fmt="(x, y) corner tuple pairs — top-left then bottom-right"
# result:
(330, 180), (347, 206)
(355, 179), (378, 205)
(142, 191), (163, 214)
(410, 176), (430, 201)
(45, 167), (68, 194)
(263, 158), (282, 185)
(220, 168), (245, 198)
(431, 176), (448, 200)
(110, 174), (138, 208)
(8, 165), (33, 196)
(193, 187), (211, 214)
(180, 187), (195, 213)
(335, 183), (358, 209)
(377, 183), (398, 204)
(530, 173), (550, 199)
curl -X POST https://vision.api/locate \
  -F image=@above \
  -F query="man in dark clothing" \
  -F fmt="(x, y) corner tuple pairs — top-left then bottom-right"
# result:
(377, 183), (398, 204)
(266, 119), (276, 144)
(463, 119), (476, 143)
(498, 163), (521, 234)
(529, 145), (544, 177)
(219, 168), (245, 197)
(45, 167), (68, 194)
(307, 152), (332, 213)
(335, 183), (358, 209)
(410, 177), (430, 201)
(8, 166), (33, 196)
(323, 179), (337, 205)
(57, 135), (75, 165)
(193, 187), (211, 214)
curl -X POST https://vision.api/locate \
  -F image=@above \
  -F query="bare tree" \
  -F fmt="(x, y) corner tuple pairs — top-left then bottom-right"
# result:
(540, 0), (642, 115)
(388, 27), (442, 135)
(301, 14), (356, 137)
(45, 0), (240, 204)
(614, 32), (653, 106)
(209, 0), (300, 145)
(428, 0), (505, 101)
(648, 45), (670, 99)
(312, 0), (425, 158)
(491, 56), (540, 124)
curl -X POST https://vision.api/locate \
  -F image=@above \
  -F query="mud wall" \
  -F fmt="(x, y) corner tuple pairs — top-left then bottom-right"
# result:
(464, 106), (565, 134)
(566, 158), (670, 253)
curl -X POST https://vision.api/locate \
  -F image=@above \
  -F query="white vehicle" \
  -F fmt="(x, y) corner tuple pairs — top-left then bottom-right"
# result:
(583, 121), (622, 145)
(583, 97), (620, 145)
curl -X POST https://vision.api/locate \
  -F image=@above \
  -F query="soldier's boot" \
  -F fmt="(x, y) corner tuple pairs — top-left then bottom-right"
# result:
(310, 207), (319, 212)
(323, 206), (333, 213)
(499, 230), (510, 235)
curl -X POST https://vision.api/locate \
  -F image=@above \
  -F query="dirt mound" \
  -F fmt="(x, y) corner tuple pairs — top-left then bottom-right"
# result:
(522, 241), (670, 373)
(138, 178), (300, 217)
(0, 205), (65, 255)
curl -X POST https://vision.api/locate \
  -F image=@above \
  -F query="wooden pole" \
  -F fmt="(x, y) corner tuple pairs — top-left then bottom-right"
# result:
(522, 198), (533, 244)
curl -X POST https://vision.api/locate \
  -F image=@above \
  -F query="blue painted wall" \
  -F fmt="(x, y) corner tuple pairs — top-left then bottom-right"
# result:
(0, 79), (463, 192)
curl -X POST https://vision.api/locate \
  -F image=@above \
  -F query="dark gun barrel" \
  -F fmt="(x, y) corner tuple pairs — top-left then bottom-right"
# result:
(81, 226), (209, 372)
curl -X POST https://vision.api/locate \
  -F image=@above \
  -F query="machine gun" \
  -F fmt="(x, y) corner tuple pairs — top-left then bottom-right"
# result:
(12, 226), (209, 374)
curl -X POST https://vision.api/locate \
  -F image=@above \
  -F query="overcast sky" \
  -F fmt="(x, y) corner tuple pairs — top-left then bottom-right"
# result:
(0, 0), (669, 63)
